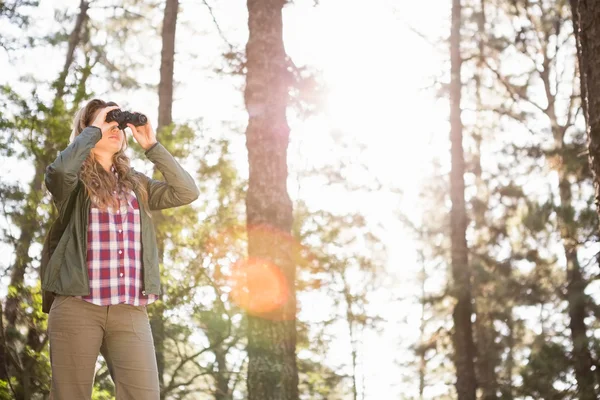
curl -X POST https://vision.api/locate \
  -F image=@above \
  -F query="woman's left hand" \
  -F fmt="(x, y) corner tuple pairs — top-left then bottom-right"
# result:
(128, 121), (158, 151)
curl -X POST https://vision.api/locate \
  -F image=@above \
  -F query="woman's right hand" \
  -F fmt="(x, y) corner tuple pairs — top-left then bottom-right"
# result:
(90, 105), (120, 134)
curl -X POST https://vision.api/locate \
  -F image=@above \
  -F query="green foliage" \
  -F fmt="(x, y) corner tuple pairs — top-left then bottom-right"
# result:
(92, 389), (116, 400)
(519, 340), (573, 400)
(12, 0), (599, 398)
(297, 357), (345, 400)
(0, 0), (39, 50)
(0, 379), (16, 400)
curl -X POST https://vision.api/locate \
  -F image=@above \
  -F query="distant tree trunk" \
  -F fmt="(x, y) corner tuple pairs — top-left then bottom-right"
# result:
(205, 299), (234, 400)
(472, 1), (499, 396)
(244, 0), (298, 399)
(214, 346), (232, 400)
(570, 0), (600, 216)
(0, 303), (7, 381)
(158, 0), (177, 131)
(152, 0), (178, 397)
(449, 0), (477, 399)
(553, 122), (596, 400)
(417, 250), (427, 400)
(343, 287), (359, 400)
(474, 309), (497, 399)
(562, 224), (596, 400)
(554, 123), (596, 399)
(505, 312), (514, 400)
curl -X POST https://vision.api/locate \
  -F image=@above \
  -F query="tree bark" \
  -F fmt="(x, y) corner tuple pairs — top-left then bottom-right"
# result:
(153, 0), (178, 397)
(570, 0), (588, 126)
(158, 0), (177, 131)
(449, 0), (477, 398)
(570, 0), (600, 215)
(244, 0), (298, 399)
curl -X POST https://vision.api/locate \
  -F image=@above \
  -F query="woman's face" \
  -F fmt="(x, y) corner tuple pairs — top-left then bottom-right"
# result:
(91, 107), (125, 155)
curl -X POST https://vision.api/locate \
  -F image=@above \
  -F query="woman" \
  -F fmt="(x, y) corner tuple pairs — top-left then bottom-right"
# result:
(41, 99), (199, 399)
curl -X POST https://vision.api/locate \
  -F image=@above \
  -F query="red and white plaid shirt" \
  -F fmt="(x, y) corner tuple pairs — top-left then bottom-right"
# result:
(77, 166), (157, 307)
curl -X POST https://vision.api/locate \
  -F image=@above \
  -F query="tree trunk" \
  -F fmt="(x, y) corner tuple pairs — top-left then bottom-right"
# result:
(417, 250), (427, 400)
(214, 346), (232, 400)
(472, 1), (498, 395)
(570, 0), (588, 125)
(570, 0), (600, 215)
(158, 0), (177, 131)
(244, 0), (298, 399)
(564, 3), (600, 396)
(555, 131), (596, 400)
(563, 235), (596, 400)
(449, 0), (477, 398)
(474, 311), (497, 399)
(343, 289), (358, 400)
(505, 311), (514, 400)
(0, 302), (8, 381)
(152, 0), (178, 396)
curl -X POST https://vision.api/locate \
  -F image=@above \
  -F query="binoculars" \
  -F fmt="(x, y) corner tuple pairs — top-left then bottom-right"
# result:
(106, 109), (148, 130)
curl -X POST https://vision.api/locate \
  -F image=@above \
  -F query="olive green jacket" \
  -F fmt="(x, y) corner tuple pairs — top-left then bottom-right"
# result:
(40, 126), (199, 313)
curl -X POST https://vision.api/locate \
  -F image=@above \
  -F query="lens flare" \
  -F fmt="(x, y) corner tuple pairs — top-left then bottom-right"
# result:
(229, 256), (289, 317)
(207, 222), (317, 320)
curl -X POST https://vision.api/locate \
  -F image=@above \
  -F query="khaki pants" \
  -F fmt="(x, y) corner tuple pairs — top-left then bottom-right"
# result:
(48, 295), (160, 400)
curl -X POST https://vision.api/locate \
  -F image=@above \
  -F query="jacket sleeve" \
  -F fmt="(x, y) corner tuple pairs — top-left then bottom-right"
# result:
(144, 142), (199, 210)
(44, 126), (102, 205)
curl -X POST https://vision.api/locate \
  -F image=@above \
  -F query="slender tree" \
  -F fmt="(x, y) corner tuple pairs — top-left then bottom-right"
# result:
(244, 0), (298, 398)
(151, 0), (179, 395)
(158, 0), (178, 132)
(449, 0), (477, 398)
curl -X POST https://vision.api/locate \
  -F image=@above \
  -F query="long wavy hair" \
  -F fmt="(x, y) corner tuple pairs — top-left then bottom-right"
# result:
(70, 99), (149, 212)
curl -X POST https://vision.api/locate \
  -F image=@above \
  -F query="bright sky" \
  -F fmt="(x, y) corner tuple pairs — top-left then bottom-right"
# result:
(0, 0), (452, 398)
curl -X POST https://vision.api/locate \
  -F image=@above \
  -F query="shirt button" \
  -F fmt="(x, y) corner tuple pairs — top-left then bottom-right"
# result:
(118, 229), (122, 233)
(118, 250), (123, 255)
(119, 272), (124, 277)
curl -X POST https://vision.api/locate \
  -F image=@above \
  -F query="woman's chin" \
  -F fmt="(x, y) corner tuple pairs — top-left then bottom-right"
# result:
(109, 143), (124, 153)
